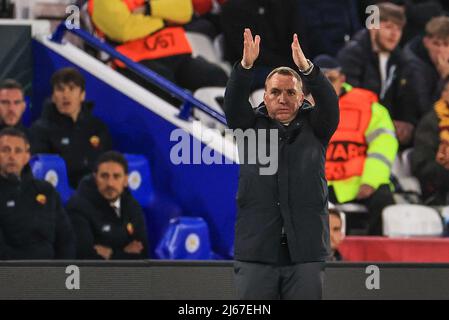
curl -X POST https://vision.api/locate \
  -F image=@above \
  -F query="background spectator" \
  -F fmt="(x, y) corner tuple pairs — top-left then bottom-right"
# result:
(67, 151), (149, 260)
(411, 78), (449, 205)
(0, 127), (75, 260)
(315, 54), (398, 235)
(404, 16), (449, 120)
(338, 2), (419, 148)
(89, 0), (228, 95)
(0, 79), (29, 138)
(329, 208), (344, 261)
(30, 67), (113, 188)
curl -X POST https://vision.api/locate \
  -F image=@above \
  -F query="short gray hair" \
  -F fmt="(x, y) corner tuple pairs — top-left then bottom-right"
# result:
(265, 67), (303, 90)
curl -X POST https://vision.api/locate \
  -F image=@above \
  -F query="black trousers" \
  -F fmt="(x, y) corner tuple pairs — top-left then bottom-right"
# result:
(234, 242), (325, 300)
(329, 184), (395, 235)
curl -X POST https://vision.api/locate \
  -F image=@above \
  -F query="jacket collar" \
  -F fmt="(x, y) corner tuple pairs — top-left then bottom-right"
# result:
(0, 167), (34, 188)
(353, 29), (402, 63)
(76, 174), (131, 212)
(41, 99), (95, 125)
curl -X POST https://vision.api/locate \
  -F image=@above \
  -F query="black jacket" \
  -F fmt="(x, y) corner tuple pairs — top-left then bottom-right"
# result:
(0, 122), (31, 141)
(224, 63), (339, 263)
(30, 101), (113, 188)
(403, 36), (445, 118)
(337, 29), (420, 125)
(66, 175), (149, 259)
(0, 172), (75, 259)
(411, 109), (449, 205)
(220, 0), (298, 68)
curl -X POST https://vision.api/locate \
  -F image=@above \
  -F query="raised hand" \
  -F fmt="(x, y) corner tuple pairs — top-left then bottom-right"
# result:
(241, 28), (260, 69)
(94, 245), (113, 260)
(291, 33), (310, 71)
(436, 53), (449, 79)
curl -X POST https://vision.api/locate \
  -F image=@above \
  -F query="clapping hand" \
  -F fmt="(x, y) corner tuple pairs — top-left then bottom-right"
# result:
(241, 28), (260, 69)
(291, 33), (311, 72)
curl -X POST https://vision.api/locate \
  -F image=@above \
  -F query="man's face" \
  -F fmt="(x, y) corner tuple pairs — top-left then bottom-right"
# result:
(423, 36), (449, 66)
(264, 73), (304, 124)
(373, 21), (403, 52)
(0, 89), (26, 127)
(94, 161), (128, 202)
(329, 214), (343, 251)
(52, 82), (85, 120)
(0, 135), (30, 177)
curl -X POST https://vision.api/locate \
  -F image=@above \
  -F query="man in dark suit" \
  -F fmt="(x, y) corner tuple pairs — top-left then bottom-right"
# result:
(0, 127), (75, 259)
(224, 29), (339, 299)
(30, 67), (113, 188)
(67, 151), (148, 260)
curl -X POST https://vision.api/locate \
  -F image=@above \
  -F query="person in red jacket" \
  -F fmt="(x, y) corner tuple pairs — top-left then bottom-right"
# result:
(89, 0), (228, 96)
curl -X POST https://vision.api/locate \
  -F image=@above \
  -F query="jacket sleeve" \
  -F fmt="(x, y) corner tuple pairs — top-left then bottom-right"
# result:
(408, 60), (437, 118)
(67, 200), (104, 259)
(305, 66), (340, 141)
(361, 102), (399, 189)
(91, 0), (192, 43)
(112, 203), (149, 259)
(53, 190), (76, 259)
(223, 63), (257, 130)
(411, 111), (449, 191)
(337, 42), (364, 88)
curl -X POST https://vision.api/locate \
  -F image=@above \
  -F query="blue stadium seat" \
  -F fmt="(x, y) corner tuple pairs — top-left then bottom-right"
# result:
(124, 154), (156, 207)
(124, 153), (183, 258)
(155, 217), (212, 260)
(29, 154), (74, 204)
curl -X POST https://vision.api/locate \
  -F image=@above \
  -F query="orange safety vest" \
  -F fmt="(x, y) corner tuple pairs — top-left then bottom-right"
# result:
(325, 88), (378, 181)
(88, 0), (192, 67)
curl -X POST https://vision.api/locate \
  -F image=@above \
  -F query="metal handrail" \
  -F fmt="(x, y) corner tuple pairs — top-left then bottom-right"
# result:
(50, 22), (227, 125)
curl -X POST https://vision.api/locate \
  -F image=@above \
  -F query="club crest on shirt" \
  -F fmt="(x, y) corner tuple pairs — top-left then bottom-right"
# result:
(6, 200), (15, 208)
(36, 194), (47, 205)
(102, 225), (111, 233)
(90, 135), (100, 148)
(127, 223), (134, 236)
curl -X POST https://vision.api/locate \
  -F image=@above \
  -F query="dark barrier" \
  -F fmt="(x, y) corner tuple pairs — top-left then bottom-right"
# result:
(0, 25), (32, 96)
(1, 261), (449, 299)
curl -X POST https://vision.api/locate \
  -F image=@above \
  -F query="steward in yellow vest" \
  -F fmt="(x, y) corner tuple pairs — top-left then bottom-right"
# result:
(314, 54), (397, 235)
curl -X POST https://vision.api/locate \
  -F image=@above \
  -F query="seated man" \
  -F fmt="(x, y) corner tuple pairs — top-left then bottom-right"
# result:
(411, 78), (449, 205)
(88, 0), (228, 94)
(66, 151), (148, 260)
(30, 67), (113, 188)
(315, 55), (398, 235)
(337, 2), (419, 148)
(404, 16), (449, 121)
(0, 127), (75, 259)
(0, 79), (28, 135)
(329, 207), (344, 261)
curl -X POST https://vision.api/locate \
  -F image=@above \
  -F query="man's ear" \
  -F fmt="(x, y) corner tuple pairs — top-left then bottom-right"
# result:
(81, 90), (86, 102)
(124, 174), (129, 187)
(24, 148), (31, 165)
